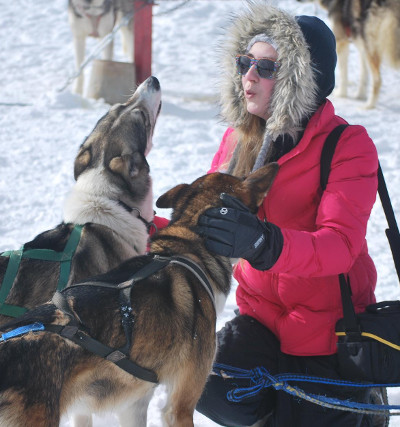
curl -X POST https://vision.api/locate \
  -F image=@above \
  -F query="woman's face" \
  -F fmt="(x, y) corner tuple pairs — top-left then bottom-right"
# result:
(241, 42), (278, 121)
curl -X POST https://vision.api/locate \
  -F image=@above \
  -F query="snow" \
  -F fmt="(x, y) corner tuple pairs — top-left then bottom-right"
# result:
(1, 0), (400, 425)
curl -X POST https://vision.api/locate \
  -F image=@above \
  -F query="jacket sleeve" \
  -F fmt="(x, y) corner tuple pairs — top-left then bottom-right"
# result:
(271, 125), (378, 277)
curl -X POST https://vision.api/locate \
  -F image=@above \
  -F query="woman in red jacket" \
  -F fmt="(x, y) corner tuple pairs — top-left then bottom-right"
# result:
(195, 2), (379, 426)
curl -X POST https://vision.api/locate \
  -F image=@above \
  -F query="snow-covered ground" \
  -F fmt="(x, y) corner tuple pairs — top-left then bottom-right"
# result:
(1, 0), (400, 425)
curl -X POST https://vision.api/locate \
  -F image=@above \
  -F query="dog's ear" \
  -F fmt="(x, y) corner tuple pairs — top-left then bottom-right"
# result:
(109, 152), (145, 180)
(109, 155), (132, 176)
(74, 149), (91, 180)
(244, 162), (279, 206)
(156, 184), (189, 209)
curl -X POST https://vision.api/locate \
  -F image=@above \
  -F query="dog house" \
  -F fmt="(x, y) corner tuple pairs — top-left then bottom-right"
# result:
(87, 60), (136, 105)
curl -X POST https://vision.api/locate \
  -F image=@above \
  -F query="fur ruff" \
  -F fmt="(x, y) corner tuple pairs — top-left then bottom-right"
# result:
(218, 1), (319, 142)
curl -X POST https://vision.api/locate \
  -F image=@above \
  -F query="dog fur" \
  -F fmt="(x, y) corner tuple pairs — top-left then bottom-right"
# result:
(302, 0), (400, 108)
(0, 162), (279, 427)
(0, 75), (161, 427)
(0, 75), (161, 326)
(68, 0), (134, 95)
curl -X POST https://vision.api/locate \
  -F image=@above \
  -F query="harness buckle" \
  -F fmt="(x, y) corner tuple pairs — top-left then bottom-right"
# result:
(106, 350), (127, 363)
(60, 325), (79, 339)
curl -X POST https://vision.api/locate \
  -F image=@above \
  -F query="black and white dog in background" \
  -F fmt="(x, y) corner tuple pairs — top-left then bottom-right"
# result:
(298, 0), (400, 109)
(68, 0), (134, 95)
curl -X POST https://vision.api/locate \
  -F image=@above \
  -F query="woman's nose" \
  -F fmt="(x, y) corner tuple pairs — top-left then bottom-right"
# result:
(246, 64), (259, 81)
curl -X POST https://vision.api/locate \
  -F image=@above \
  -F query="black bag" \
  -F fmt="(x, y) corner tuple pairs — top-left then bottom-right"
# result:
(322, 125), (400, 383)
(336, 299), (400, 383)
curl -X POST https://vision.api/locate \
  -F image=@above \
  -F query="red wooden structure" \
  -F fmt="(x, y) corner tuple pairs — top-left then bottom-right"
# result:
(133, 1), (153, 85)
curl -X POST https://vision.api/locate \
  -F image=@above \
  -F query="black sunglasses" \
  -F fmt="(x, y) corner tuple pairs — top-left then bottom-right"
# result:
(235, 55), (280, 79)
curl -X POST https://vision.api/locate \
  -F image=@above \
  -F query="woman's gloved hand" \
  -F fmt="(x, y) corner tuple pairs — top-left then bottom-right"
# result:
(197, 193), (283, 270)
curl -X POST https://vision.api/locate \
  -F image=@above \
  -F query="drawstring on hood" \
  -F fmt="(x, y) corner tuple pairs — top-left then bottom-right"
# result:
(219, 1), (337, 171)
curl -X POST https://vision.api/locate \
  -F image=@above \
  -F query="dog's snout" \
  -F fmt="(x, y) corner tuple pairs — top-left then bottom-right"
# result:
(147, 76), (160, 91)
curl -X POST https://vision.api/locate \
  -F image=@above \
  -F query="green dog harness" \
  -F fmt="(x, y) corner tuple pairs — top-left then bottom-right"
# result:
(0, 224), (83, 317)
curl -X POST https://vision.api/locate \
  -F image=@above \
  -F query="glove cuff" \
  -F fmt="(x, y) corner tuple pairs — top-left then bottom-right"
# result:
(247, 222), (283, 271)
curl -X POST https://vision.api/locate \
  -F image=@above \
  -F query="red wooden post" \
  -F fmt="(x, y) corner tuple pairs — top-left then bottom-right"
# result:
(133, 1), (153, 85)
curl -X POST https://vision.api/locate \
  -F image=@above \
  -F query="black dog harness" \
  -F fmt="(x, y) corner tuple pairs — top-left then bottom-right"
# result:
(0, 255), (215, 384)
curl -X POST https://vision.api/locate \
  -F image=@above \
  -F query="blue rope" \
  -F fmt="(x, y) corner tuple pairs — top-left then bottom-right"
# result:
(213, 363), (400, 415)
(0, 322), (45, 342)
(214, 362), (400, 389)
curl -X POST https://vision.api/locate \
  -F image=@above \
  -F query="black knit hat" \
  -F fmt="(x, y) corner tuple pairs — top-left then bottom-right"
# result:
(295, 15), (337, 105)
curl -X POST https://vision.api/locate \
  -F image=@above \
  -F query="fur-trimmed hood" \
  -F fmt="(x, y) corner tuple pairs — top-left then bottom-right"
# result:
(219, 1), (336, 142)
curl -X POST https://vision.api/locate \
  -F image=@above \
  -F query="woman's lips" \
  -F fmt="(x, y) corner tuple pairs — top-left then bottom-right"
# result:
(245, 90), (255, 98)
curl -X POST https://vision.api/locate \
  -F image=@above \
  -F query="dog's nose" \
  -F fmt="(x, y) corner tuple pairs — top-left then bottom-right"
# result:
(147, 76), (160, 91)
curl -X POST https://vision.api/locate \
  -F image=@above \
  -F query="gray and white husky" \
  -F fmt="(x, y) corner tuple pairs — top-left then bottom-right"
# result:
(0, 75), (161, 426)
(68, 0), (134, 95)
(0, 76), (162, 324)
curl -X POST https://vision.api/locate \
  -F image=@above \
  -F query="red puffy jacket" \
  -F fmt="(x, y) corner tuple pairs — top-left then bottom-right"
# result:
(209, 100), (378, 356)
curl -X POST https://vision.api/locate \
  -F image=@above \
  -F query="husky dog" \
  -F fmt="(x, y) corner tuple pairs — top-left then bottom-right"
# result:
(0, 75), (160, 427)
(0, 76), (161, 326)
(300, 0), (400, 108)
(0, 163), (278, 427)
(68, 0), (134, 95)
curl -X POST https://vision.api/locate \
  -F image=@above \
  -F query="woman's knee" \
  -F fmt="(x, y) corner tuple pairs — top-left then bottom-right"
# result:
(197, 373), (274, 426)
(196, 315), (278, 425)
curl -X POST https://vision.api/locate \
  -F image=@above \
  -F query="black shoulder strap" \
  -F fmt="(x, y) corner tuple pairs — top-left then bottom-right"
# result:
(378, 165), (400, 280)
(321, 124), (400, 283)
(320, 124), (360, 334)
(320, 124), (348, 191)
(321, 124), (400, 335)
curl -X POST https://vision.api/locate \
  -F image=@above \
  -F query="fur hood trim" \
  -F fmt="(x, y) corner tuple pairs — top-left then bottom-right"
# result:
(219, 1), (319, 141)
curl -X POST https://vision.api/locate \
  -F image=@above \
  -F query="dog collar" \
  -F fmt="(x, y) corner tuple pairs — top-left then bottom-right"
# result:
(118, 200), (157, 233)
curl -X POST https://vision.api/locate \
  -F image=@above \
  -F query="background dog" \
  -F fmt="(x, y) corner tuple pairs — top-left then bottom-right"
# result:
(0, 163), (278, 427)
(68, 0), (134, 95)
(0, 76), (161, 326)
(303, 0), (400, 108)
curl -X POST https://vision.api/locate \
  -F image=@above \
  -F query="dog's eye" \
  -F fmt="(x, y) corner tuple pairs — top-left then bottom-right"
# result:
(140, 110), (149, 127)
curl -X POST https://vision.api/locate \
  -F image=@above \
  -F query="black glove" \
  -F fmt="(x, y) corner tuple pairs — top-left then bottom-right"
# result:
(197, 193), (283, 270)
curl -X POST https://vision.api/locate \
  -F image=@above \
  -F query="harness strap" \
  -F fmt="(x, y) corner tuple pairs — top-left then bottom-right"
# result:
(0, 322), (45, 342)
(57, 224), (84, 290)
(44, 323), (158, 383)
(0, 225), (83, 317)
(168, 255), (216, 311)
(119, 287), (135, 354)
(120, 255), (171, 286)
(49, 291), (158, 383)
(123, 254), (216, 310)
(52, 291), (85, 327)
(66, 254), (216, 309)
(54, 254), (215, 383)
(0, 249), (24, 317)
(0, 254), (214, 384)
